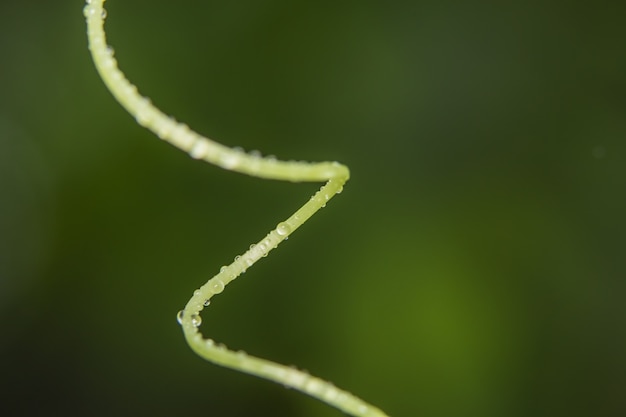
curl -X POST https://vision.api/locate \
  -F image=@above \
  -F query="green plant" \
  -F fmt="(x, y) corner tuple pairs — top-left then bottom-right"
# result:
(84, 1), (389, 416)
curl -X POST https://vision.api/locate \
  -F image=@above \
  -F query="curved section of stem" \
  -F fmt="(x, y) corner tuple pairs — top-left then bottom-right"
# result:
(84, 1), (388, 416)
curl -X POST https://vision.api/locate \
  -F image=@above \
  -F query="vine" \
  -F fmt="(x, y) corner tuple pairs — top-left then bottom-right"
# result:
(84, 1), (389, 416)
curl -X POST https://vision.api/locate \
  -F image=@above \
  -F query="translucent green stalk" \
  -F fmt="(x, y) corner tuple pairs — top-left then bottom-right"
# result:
(84, 1), (389, 416)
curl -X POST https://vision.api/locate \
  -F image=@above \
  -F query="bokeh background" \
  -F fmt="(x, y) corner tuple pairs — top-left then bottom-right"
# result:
(1, 1), (625, 416)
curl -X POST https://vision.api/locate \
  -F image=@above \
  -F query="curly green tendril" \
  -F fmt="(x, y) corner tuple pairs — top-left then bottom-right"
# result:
(84, 1), (389, 416)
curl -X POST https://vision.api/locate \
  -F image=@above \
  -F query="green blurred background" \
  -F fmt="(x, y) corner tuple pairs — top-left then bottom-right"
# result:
(1, 1), (625, 416)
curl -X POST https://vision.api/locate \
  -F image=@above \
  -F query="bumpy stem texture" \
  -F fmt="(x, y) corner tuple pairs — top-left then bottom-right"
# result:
(84, 1), (388, 416)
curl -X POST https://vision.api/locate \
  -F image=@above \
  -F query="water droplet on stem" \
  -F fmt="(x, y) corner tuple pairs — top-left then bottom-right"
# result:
(276, 222), (291, 236)
(191, 314), (202, 327)
(211, 279), (225, 294)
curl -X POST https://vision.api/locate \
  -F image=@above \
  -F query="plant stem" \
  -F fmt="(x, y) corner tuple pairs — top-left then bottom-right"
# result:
(84, 1), (389, 416)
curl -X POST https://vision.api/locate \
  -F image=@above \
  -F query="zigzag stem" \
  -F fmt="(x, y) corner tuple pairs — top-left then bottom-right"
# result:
(84, 1), (388, 416)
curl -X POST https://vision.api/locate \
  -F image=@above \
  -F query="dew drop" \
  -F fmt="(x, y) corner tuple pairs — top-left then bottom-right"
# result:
(203, 299), (211, 307)
(276, 222), (291, 236)
(101, 8), (107, 19)
(101, 55), (116, 69)
(220, 152), (240, 169)
(155, 118), (173, 139)
(190, 314), (202, 327)
(193, 289), (201, 296)
(262, 239), (272, 256)
(176, 310), (185, 325)
(220, 265), (227, 273)
(189, 139), (209, 159)
(324, 384), (339, 401)
(83, 5), (95, 17)
(135, 97), (152, 125)
(211, 279), (225, 294)
(123, 84), (137, 97)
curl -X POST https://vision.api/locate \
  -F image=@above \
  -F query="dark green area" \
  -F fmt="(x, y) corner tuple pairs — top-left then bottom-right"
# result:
(1, 1), (625, 416)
